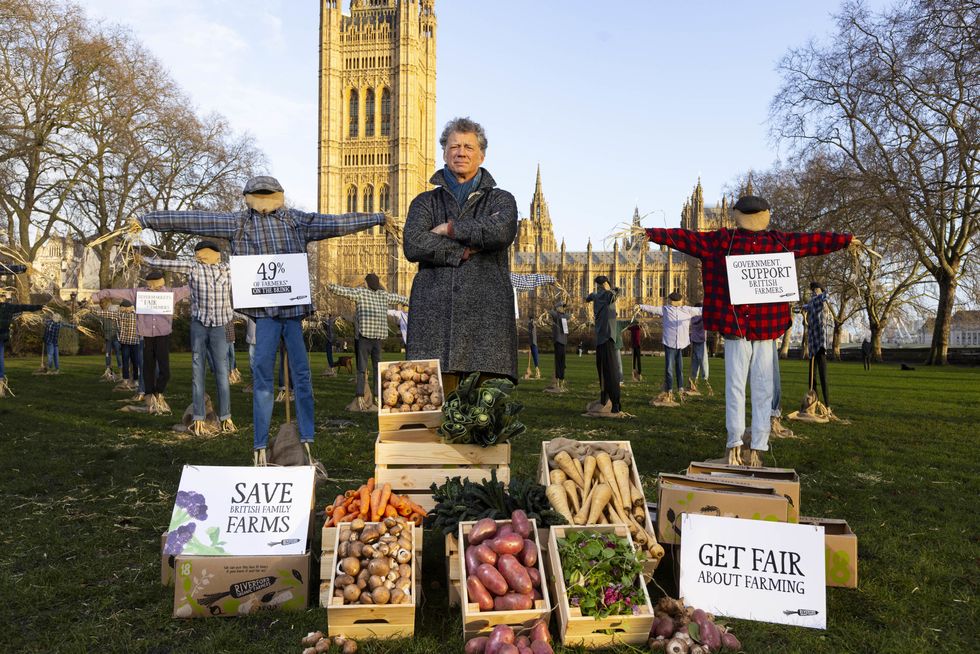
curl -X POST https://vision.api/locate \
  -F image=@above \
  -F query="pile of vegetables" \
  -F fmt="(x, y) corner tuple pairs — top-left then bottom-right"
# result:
(556, 530), (646, 618)
(465, 621), (554, 654)
(463, 511), (544, 613)
(300, 631), (357, 654)
(648, 598), (741, 653)
(379, 360), (443, 414)
(543, 439), (664, 562)
(438, 372), (526, 446)
(331, 516), (415, 607)
(324, 478), (427, 527)
(426, 472), (566, 536)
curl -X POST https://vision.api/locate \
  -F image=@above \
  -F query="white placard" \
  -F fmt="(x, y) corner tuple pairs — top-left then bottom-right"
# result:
(136, 291), (174, 315)
(726, 252), (799, 305)
(230, 253), (311, 309)
(561, 318), (569, 334)
(164, 465), (315, 557)
(680, 514), (826, 629)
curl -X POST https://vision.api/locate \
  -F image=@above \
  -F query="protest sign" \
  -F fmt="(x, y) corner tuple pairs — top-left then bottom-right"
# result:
(726, 252), (799, 305)
(136, 291), (174, 315)
(230, 253), (311, 309)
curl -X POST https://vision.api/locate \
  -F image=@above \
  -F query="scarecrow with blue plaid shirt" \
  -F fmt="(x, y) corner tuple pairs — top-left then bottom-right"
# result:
(137, 175), (388, 466)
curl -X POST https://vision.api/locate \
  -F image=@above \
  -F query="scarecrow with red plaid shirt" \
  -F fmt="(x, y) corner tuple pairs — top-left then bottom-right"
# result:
(645, 195), (861, 467)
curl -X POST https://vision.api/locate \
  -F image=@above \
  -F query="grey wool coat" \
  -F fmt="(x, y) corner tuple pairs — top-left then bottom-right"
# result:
(403, 168), (519, 381)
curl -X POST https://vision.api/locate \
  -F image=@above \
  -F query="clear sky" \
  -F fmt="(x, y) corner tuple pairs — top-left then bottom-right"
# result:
(80, 0), (890, 250)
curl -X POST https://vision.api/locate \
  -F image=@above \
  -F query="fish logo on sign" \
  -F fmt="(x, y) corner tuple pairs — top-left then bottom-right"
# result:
(783, 609), (820, 617)
(268, 538), (301, 547)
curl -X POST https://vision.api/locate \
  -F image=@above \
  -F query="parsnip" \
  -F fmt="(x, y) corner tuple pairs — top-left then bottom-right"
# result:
(550, 469), (567, 486)
(572, 457), (586, 487)
(582, 455), (596, 497)
(554, 451), (585, 487)
(562, 480), (581, 514)
(595, 453), (625, 510)
(574, 486), (597, 525)
(629, 481), (644, 508)
(612, 459), (632, 514)
(587, 483), (613, 525)
(546, 483), (574, 523)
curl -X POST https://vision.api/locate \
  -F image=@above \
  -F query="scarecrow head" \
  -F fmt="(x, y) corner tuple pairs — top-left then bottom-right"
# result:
(809, 281), (824, 298)
(594, 275), (610, 292)
(733, 195), (771, 232)
(145, 270), (165, 290)
(668, 291), (684, 306)
(365, 273), (383, 291)
(194, 240), (221, 265)
(243, 175), (285, 215)
(120, 299), (135, 313)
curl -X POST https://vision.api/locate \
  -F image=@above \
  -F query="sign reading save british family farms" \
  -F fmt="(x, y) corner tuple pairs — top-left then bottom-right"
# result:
(164, 466), (315, 557)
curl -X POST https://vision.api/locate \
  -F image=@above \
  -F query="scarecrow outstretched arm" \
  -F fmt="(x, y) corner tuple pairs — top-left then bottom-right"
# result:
(510, 273), (556, 292)
(140, 211), (239, 239)
(326, 284), (362, 301)
(777, 231), (852, 258)
(291, 209), (385, 242)
(144, 256), (193, 275)
(387, 293), (409, 306)
(645, 228), (714, 258)
(92, 288), (137, 303)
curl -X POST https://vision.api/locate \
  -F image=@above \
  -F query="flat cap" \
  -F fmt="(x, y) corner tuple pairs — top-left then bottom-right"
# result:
(733, 195), (770, 214)
(195, 240), (221, 252)
(120, 299), (133, 307)
(668, 291), (683, 302)
(243, 175), (284, 195)
(594, 275), (609, 285)
(145, 270), (164, 281)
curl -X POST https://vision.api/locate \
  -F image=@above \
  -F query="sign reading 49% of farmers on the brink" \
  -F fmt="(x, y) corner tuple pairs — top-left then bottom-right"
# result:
(230, 253), (311, 309)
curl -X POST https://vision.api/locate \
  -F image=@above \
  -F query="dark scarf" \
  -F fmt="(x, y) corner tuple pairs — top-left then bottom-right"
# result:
(442, 166), (482, 208)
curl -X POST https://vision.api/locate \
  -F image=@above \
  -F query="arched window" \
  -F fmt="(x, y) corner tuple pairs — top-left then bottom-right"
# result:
(364, 88), (375, 137)
(363, 185), (374, 213)
(380, 88), (391, 136)
(349, 89), (359, 138)
(347, 185), (358, 213)
(379, 184), (390, 213)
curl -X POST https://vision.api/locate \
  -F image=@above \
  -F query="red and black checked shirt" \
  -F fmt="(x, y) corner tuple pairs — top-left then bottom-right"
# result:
(645, 227), (852, 340)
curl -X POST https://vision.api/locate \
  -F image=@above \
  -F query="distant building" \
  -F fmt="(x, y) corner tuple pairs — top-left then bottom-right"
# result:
(920, 310), (980, 347)
(32, 236), (102, 301)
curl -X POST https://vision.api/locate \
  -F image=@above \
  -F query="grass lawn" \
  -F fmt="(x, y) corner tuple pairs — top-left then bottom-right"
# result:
(1, 350), (977, 653)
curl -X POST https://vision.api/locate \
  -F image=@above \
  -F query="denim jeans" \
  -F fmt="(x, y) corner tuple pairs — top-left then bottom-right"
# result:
(45, 342), (60, 370)
(254, 317), (314, 449)
(325, 340), (334, 367)
(136, 339), (145, 393)
(120, 343), (140, 382)
(663, 346), (683, 391)
(227, 343), (237, 371)
(105, 337), (121, 368)
(530, 344), (539, 367)
(771, 339), (782, 417)
(190, 319), (231, 422)
(724, 338), (775, 451)
(690, 341), (707, 382)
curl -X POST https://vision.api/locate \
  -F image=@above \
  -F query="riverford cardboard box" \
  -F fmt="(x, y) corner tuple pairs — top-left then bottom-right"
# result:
(657, 473), (790, 545)
(686, 462), (802, 522)
(800, 516), (858, 588)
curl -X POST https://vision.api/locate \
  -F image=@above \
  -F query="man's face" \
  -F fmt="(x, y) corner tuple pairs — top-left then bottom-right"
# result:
(443, 131), (485, 180)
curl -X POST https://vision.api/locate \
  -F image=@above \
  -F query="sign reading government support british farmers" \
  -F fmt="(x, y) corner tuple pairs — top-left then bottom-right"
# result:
(725, 252), (800, 305)
(164, 465), (315, 557)
(679, 514), (827, 629)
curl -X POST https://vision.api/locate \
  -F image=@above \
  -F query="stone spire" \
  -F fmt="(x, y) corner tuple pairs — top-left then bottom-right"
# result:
(527, 164), (557, 253)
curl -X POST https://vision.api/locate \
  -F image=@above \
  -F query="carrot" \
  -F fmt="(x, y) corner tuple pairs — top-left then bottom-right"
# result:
(409, 512), (423, 525)
(359, 485), (371, 518)
(332, 506), (347, 524)
(375, 483), (392, 521)
(407, 500), (428, 516)
(384, 504), (398, 518)
(326, 494), (345, 516)
(370, 487), (383, 521)
(366, 477), (376, 493)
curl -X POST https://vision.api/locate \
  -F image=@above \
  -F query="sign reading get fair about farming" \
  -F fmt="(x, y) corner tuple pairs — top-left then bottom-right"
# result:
(164, 465), (315, 557)
(726, 252), (800, 305)
(229, 253), (311, 309)
(135, 291), (174, 315)
(679, 514), (827, 629)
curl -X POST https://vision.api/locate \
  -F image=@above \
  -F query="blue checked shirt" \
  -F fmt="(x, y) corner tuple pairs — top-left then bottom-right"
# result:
(43, 318), (75, 344)
(803, 292), (830, 353)
(328, 285), (408, 340)
(509, 272), (555, 292)
(140, 207), (385, 319)
(144, 256), (233, 328)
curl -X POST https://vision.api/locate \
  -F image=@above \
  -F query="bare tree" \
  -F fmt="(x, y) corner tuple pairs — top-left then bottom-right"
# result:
(772, 0), (979, 364)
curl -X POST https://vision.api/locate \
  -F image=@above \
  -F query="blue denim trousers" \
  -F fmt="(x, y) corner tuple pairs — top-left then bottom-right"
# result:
(530, 344), (539, 367)
(690, 341), (708, 382)
(190, 319), (231, 422)
(45, 342), (60, 370)
(724, 338), (775, 451)
(771, 339), (782, 417)
(253, 317), (314, 449)
(663, 346), (684, 391)
(120, 343), (140, 382)
(105, 337), (121, 368)
(136, 339), (145, 393)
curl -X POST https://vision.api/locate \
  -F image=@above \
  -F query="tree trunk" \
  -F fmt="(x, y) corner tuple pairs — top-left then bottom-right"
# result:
(869, 322), (883, 362)
(831, 323), (843, 360)
(927, 271), (958, 365)
(780, 329), (791, 359)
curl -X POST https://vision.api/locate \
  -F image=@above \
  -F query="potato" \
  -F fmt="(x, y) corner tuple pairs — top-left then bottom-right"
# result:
(465, 546), (482, 576)
(497, 524), (515, 538)
(529, 641), (554, 654)
(474, 543), (498, 566)
(520, 539), (537, 567)
(488, 625), (515, 647)
(515, 636), (530, 648)
(475, 563), (509, 596)
(510, 510), (532, 539)
(464, 636), (489, 654)
(466, 574), (494, 611)
(720, 631), (741, 651)
(497, 646), (519, 654)
(496, 554), (532, 595)
(528, 620), (550, 644)
(493, 593), (533, 611)
(525, 566), (541, 588)
(467, 518), (498, 546)
(489, 533), (524, 556)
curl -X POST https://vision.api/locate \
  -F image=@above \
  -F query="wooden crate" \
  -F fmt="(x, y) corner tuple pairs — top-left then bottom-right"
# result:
(445, 527), (552, 608)
(458, 519), (552, 640)
(377, 359), (444, 432)
(320, 525), (422, 609)
(547, 525), (655, 647)
(375, 430), (511, 512)
(537, 440), (662, 576)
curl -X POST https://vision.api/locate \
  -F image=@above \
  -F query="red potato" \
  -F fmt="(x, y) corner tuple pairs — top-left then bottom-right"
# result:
(476, 563), (509, 596)
(529, 640), (555, 654)
(466, 575), (494, 611)
(517, 647), (532, 654)
(468, 518), (498, 546)
(493, 593), (533, 611)
(532, 587), (542, 601)
(528, 620), (551, 644)
(497, 524), (515, 538)
(465, 546), (482, 576)
(510, 510), (532, 538)
(720, 631), (742, 651)
(497, 554), (533, 594)
(497, 646), (519, 654)
(488, 625), (516, 646)
(520, 539), (538, 567)
(701, 617), (722, 651)
(515, 636), (530, 648)
(652, 616), (674, 639)
(525, 566), (541, 588)
(474, 543), (498, 566)
(489, 533), (524, 556)
(464, 636), (489, 654)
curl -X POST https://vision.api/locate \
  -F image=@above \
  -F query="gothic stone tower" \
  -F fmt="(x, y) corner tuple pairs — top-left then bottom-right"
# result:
(317, 0), (436, 295)
(513, 164), (558, 255)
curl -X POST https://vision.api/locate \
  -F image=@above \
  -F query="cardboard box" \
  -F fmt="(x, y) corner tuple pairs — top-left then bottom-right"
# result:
(173, 551), (311, 618)
(800, 517), (858, 588)
(657, 473), (790, 545)
(687, 461), (801, 522)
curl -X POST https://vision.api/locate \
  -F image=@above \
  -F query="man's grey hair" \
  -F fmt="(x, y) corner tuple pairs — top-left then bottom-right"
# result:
(439, 117), (488, 152)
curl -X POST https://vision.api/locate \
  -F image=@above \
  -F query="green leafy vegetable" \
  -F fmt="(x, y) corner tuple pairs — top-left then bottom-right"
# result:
(436, 372), (527, 446)
(557, 530), (645, 619)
